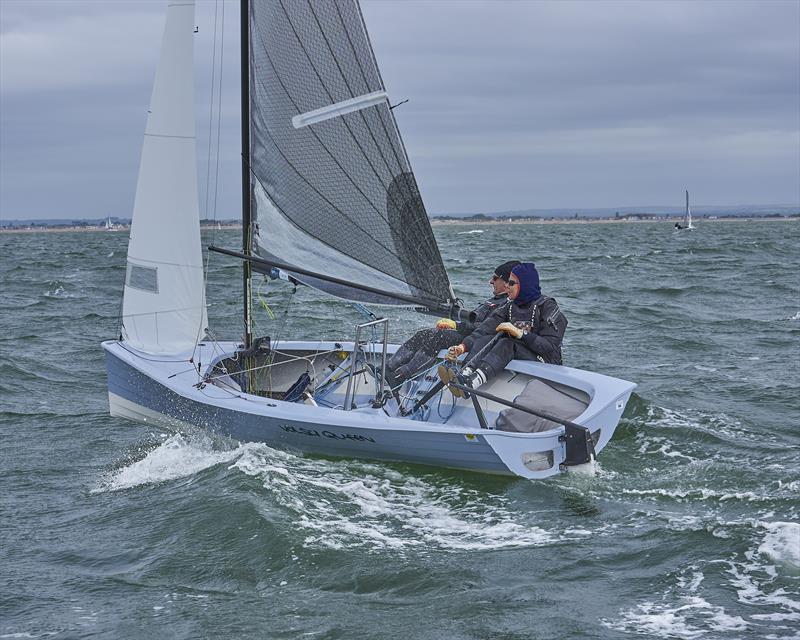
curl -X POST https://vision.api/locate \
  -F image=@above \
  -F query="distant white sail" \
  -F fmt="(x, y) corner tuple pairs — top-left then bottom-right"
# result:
(121, 0), (207, 354)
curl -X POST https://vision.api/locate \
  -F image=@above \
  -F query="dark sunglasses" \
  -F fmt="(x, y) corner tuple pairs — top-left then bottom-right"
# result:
(508, 280), (519, 287)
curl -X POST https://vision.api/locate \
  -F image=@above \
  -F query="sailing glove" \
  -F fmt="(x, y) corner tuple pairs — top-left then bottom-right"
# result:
(435, 318), (457, 330)
(496, 322), (524, 339)
(446, 343), (466, 360)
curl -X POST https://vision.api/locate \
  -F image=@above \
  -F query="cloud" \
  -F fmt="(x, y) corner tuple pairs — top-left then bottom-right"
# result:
(0, 0), (797, 219)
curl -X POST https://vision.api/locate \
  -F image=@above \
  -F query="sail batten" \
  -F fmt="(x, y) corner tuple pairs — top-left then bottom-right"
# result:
(248, 0), (452, 307)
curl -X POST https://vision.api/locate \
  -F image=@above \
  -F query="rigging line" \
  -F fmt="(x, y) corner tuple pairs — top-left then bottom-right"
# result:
(273, 0), (413, 227)
(196, 0), (225, 361)
(202, 0), (220, 223)
(211, 0), (225, 222)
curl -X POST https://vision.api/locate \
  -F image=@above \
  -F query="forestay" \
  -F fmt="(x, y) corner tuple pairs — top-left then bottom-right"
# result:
(247, 0), (453, 308)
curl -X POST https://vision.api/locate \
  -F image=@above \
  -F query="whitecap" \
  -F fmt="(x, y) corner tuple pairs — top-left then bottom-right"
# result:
(43, 284), (73, 298)
(693, 365), (717, 372)
(758, 522), (800, 570)
(603, 596), (748, 638)
(788, 311), (800, 321)
(457, 229), (484, 235)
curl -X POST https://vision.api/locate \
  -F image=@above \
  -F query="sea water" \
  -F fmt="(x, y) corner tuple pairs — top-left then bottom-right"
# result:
(1, 220), (798, 639)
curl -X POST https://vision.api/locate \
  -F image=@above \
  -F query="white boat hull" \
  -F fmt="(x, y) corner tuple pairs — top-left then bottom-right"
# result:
(103, 340), (635, 480)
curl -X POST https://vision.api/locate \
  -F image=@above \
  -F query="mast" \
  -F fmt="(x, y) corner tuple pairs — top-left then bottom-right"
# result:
(240, 0), (252, 349)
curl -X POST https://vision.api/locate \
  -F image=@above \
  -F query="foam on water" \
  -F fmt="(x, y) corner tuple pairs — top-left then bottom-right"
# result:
(231, 446), (582, 553)
(604, 596), (748, 639)
(457, 229), (484, 234)
(758, 522), (800, 570)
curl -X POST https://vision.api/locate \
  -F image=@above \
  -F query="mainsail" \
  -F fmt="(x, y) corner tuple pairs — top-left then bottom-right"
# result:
(247, 0), (453, 308)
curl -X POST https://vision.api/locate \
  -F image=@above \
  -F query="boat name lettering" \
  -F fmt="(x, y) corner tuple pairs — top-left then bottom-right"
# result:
(280, 425), (374, 443)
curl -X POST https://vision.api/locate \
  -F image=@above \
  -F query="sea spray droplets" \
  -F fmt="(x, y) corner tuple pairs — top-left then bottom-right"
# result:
(96, 433), (247, 492)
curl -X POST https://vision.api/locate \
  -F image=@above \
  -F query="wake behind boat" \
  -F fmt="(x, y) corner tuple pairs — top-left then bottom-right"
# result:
(103, 0), (636, 480)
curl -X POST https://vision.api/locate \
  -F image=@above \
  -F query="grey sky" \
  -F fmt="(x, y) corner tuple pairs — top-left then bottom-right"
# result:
(1, 0), (798, 220)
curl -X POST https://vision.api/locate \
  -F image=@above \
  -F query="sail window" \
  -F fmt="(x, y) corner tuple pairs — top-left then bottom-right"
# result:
(126, 263), (159, 293)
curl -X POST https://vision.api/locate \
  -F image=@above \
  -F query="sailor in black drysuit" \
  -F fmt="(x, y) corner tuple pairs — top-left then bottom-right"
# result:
(385, 260), (520, 383)
(446, 262), (567, 394)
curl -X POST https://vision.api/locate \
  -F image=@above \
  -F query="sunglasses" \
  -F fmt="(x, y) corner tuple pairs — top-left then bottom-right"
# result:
(508, 280), (519, 287)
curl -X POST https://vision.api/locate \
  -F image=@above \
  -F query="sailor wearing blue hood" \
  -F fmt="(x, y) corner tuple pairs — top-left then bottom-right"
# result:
(445, 262), (567, 396)
(385, 260), (520, 385)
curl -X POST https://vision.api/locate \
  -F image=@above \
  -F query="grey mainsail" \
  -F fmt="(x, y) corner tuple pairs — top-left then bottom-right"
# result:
(247, 0), (453, 308)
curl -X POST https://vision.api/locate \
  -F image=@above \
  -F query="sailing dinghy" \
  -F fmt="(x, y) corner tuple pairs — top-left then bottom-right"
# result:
(675, 190), (695, 231)
(103, 0), (636, 480)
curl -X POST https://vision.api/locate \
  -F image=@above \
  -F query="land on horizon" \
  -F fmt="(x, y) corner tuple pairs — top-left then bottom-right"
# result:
(1, 203), (797, 231)
(1, 211), (797, 234)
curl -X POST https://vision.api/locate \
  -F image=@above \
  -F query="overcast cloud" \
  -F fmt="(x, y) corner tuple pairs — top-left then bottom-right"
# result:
(1, 0), (798, 220)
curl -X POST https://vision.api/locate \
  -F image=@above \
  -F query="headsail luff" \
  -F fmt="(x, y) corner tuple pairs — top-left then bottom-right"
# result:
(246, 0), (454, 308)
(121, 0), (207, 354)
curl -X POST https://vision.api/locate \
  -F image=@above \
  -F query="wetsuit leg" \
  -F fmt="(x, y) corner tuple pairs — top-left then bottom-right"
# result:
(470, 338), (539, 379)
(388, 329), (462, 377)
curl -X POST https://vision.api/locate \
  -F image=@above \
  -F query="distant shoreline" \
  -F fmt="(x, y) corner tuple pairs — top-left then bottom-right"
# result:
(0, 216), (796, 234)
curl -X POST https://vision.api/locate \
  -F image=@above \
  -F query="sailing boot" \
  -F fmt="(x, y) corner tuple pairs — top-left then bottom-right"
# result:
(438, 365), (487, 399)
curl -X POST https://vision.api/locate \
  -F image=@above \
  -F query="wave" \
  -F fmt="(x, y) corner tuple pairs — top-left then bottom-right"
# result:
(456, 229), (484, 235)
(602, 519), (800, 638)
(758, 522), (800, 570)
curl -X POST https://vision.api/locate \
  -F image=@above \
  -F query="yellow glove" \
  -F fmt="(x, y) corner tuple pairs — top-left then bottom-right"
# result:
(446, 343), (466, 361)
(435, 318), (457, 330)
(496, 322), (523, 339)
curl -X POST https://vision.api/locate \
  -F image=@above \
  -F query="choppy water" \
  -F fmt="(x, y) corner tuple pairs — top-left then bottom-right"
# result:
(1, 220), (798, 639)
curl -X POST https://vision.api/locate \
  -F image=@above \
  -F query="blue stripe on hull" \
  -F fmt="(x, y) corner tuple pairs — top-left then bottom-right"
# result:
(105, 349), (512, 475)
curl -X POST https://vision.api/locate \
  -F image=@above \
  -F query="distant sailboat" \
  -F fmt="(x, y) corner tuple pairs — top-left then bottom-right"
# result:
(674, 190), (695, 231)
(104, 217), (114, 231)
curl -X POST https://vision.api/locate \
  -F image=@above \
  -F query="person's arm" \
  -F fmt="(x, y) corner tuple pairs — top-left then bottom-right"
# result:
(462, 305), (506, 351)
